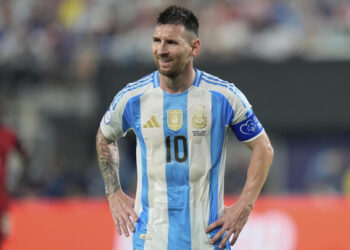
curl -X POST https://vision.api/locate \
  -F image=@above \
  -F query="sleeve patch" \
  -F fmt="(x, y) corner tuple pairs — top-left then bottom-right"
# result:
(103, 107), (112, 125)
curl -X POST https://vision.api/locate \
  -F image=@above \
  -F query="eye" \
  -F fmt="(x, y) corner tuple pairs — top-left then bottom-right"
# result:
(167, 40), (177, 45)
(153, 37), (160, 43)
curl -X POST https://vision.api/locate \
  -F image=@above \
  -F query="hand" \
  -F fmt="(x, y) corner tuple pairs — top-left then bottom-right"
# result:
(107, 190), (139, 237)
(205, 202), (252, 248)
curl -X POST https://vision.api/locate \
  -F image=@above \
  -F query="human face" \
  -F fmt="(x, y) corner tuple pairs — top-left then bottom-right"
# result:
(152, 24), (197, 78)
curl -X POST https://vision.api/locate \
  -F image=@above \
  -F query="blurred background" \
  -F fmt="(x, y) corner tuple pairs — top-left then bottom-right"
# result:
(0, 0), (350, 249)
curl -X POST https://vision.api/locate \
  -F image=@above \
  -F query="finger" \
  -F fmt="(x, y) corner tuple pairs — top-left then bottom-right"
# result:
(230, 229), (241, 246)
(210, 227), (226, 245)
(119, 217), (130, 237)
(218, 229), (234, 249)
(205, 219), (223, 233)
(129, 208), (139, 222)
(114, 220), (122, 236)
(124, 214), (135, 232)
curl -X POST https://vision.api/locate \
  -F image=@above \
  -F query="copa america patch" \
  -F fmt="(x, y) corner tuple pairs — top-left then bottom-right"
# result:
(104, 107), (112, 125)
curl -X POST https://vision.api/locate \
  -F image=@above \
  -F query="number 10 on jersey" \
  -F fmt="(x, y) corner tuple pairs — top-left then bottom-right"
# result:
(165, 135), (188, 163)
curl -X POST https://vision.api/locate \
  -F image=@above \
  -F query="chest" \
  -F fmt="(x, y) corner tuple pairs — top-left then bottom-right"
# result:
(136, 89), (215, 140)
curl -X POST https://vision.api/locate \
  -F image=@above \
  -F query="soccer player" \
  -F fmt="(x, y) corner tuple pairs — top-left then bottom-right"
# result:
(96, 5), (274, 250)
(0, 107), (29, 246)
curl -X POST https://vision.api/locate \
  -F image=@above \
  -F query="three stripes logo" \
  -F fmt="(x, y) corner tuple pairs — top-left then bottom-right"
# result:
(143, 115), (160, 128)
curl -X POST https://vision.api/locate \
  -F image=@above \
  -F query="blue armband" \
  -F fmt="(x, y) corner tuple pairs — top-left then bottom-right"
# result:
(231, 110), (264, 141)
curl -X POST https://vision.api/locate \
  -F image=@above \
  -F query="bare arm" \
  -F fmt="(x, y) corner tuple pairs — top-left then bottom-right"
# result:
(238, 131), (274, 209)
(206, 131), (274, 247)
(96, 128), (138, 236)
(96, 128), (121, 196)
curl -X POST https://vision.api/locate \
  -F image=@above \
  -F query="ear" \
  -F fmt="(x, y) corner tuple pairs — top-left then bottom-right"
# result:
(191, 38), (200, 57)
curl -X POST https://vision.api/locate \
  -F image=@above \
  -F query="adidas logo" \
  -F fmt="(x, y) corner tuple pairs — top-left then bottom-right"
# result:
(143, 115), (160, 128)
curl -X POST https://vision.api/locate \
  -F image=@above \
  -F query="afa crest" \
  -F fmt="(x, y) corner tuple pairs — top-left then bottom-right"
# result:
(192, 105), (207, 129)
(167, 110), (183, 131)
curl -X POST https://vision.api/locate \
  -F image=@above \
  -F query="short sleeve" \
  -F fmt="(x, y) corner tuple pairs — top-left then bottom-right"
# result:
(226, 85), (264, 142)
(100, 91), (131, 141)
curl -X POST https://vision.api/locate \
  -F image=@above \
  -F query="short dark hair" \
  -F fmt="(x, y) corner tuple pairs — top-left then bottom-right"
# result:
(157, 5), (199, 36)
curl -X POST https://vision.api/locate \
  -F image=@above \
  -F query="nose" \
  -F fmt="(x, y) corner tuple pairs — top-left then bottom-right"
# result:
(158, 41), (168, 56)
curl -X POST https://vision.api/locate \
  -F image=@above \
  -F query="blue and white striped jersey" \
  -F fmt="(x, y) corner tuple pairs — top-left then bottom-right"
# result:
(100, 69), (264, 250)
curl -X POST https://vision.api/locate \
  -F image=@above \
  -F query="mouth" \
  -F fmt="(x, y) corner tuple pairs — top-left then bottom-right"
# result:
(159, 58), (173, 67)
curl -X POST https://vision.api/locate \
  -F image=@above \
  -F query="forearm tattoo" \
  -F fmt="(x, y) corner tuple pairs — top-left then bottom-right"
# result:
(96, 129), (121, 196)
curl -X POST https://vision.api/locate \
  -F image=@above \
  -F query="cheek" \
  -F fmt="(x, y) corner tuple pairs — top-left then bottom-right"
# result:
(152, 48), (156, 56)
(152, 50), (157, 58)
(175, 49), (190, 61)
(180, 50), (192, 62)
(152, 44), (158, 55)
(182, 46), (192, 57)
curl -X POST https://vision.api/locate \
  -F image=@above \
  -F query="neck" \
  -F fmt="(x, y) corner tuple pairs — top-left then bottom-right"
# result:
(159, 64), (195, 94)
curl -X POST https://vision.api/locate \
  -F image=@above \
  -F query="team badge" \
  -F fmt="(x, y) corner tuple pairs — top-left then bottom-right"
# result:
(192, 105), (207, 129)
(167, 110), (183, 131)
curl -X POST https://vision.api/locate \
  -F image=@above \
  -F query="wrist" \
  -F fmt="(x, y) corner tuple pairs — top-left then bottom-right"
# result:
(106, 189), (122, 199)
(237, 197), (255, 211)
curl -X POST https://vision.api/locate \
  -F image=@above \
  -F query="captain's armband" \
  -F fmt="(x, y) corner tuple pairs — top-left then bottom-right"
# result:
(231, 110), (264, 142)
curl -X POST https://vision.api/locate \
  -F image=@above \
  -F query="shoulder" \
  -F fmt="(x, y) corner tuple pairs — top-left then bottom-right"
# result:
(120, 72), (155, 95)
(110, 72), (155, 110)
(196, 70), (250, 108)
(197, 71), (238, 96)
(199, 71), (234, 92)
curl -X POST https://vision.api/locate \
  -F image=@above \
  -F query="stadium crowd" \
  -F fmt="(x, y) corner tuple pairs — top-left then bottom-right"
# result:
(1, 0), (350, 71)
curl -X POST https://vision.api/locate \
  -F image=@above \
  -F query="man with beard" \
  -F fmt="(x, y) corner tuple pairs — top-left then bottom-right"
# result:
(96, 5), (273, 250)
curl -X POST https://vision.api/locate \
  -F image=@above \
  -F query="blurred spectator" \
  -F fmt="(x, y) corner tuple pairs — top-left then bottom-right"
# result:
(305, 147), (350, 194)
(0, 101), (30, 246)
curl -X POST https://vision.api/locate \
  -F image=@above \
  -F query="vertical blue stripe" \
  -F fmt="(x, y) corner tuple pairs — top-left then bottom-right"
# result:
(209, 91), (232, 250)
(196, 71), (203, 87)
(152, 72), (156, 88)
(154, 71), (160, 87)
(163, 91), (191, 250)
(192, 68), (199, 86)
(124, 96), (149, 250)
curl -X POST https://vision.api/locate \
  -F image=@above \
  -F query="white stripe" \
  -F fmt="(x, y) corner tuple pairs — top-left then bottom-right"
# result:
(140, 89), (168, 250)
(134, 140), (143, 216)
(218, 126), (229, 219)
(187, 87), (215, 249)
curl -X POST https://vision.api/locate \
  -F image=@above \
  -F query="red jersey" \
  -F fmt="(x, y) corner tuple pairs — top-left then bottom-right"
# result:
(0, 126), (18, 210)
